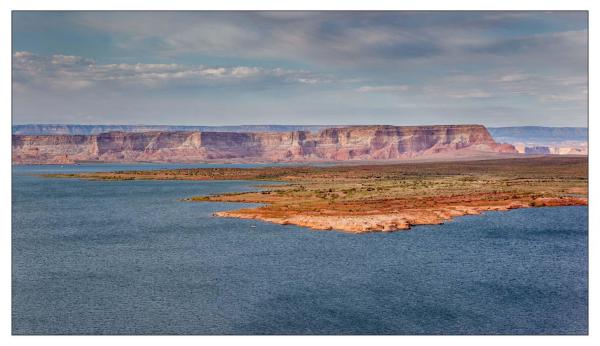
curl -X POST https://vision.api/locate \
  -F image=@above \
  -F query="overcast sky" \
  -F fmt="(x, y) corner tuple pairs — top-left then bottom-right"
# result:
(12, 11), (588, 126)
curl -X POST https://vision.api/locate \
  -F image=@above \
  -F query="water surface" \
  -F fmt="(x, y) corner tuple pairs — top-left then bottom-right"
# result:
(12, 164), (588, 334)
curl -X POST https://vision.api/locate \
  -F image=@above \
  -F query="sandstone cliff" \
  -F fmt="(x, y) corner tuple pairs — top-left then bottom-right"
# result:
(12, 125), (517, 164)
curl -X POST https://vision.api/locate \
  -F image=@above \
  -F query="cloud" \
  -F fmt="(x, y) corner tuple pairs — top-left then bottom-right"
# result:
(496, 74), (529, 83)
(11, 12), (588, 127)
(12, 51), (333, 91)
(467, 30), (586, 56)
(423, 71), (587, 102)
(357, 70), (587, 104)
(539, 92), (587, 103)
(446, 90), (492, 99)
(356, 85), (409, 93)
(62, 11), (586, 69)
(67, 12), (450, 65)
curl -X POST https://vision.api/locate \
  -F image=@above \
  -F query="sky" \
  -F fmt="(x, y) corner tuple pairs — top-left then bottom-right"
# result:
(12, 11), (588, 127)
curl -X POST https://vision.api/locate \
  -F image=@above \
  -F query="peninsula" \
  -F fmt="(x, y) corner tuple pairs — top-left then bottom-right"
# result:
(45, 156), (588, 233)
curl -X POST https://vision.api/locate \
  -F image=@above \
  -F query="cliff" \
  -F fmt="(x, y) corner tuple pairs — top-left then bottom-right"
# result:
(12, 125), (517, 164)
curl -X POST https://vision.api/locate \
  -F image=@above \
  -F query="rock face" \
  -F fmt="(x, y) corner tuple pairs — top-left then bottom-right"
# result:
(12, 125), (517, 164)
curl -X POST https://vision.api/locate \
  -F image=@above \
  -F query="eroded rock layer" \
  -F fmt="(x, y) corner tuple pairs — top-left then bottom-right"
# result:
(12, 125), (517, 164)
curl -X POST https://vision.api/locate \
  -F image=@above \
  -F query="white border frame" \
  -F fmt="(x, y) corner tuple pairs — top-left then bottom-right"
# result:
(1, 1), (596, 345)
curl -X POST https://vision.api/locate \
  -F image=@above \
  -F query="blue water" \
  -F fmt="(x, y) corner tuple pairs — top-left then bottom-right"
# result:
(12, 164), (588, 335)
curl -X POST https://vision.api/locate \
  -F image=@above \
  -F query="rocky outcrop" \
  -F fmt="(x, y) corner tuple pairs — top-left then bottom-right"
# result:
(214, 197), (587, 233)
(12, 125), (517, 164)
(517, 144), (588, 156)
(524, 146), (551, 155)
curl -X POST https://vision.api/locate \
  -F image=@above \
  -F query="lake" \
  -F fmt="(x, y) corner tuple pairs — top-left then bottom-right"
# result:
(12, 164), (588, 334)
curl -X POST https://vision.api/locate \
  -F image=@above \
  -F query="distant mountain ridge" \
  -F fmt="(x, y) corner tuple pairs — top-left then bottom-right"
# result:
(487, 126), (588, 145)
(11, 124), (334, 135)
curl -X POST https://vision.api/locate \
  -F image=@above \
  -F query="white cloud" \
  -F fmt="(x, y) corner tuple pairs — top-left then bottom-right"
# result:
(496, 74), (529, 83)
(422, 71), (588, 103)
(12, 51), (332, 91)
(446, 90), (492, 99)
(356, 85), (409, 93)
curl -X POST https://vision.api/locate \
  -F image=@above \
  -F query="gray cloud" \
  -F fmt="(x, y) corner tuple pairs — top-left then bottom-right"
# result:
(466, 30), (587, 59)
(69, 11), (586, 69)
(71, 12), (451, 65)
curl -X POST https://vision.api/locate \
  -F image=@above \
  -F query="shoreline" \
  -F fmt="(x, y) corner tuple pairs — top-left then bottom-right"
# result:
(210, 197), (587, 233)
(42, 156), (588, 234)
(15, 153), (585, 166)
